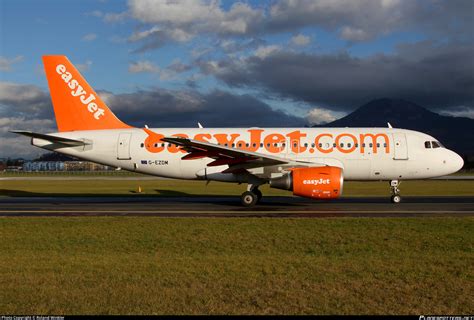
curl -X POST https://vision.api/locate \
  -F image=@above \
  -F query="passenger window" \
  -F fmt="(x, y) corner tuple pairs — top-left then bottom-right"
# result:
(369, 143), (373, 148)
(294, 143), (298, 148)
(260, 143), (263, 147)
(383, 143), (387, 147)
(333, 143), (336, 147)
(340, 143), (344, 147)
(355, 143), (359, 148)
(238, 143), (242, 147)
(274, 143), (278, 147)
(362, 143), (365, 147)
(304, 143), (308, 147)
(162, 143), (165, 147)
(282, 143), (286, 147)
(140, 143), (144, 148)
(347, 143), (351, 148)
(154, 143), (158, 147)
(425, 141), (431, 148)
(319, 143), (322, 147)
(376, 143), (380, 148)
(252, 143), (256, 147)
(232, 143), (235, 147)
(246, 143), (249, 147)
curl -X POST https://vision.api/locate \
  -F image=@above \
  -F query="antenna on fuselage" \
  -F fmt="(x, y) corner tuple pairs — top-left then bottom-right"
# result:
(387, 122), (393, 128)
(144, 125), (149, 129)
(198, 122), (203, 129)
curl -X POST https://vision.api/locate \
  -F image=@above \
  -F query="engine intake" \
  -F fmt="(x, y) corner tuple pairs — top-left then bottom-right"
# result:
(270, 166), (343, 199)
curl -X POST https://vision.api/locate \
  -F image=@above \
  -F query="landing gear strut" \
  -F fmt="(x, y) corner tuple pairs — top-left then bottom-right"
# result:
(240, 184), (263, 207)
(390, 180), (402, 203)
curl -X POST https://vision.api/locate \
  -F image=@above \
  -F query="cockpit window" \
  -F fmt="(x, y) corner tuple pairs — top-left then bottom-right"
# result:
(431, 141), (441, 148)
(424, 141), (431, 149)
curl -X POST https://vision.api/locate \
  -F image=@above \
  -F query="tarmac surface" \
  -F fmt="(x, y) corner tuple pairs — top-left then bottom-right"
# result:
(1, 196), (473, 218)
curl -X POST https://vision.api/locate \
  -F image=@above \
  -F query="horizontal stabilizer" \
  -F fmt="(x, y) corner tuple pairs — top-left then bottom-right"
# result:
(10, 130), (89, 146)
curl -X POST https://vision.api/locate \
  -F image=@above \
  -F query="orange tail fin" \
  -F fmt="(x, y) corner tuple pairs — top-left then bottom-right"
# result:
(43, 55), (131, 132)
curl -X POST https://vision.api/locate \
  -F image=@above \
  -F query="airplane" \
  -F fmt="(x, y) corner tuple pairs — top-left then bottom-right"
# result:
(12, 56), (464, 206)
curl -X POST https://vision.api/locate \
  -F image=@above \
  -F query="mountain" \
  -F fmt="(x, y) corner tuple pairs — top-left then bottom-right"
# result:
(317, 98), (474, 156)
(33, 152), (78, 162)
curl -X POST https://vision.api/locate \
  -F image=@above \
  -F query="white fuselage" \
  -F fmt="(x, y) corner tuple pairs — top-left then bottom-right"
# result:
(33, 127), (464, 182)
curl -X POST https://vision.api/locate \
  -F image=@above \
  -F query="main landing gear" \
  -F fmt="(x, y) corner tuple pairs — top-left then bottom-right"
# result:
(390, 180), (402, 203)
(241, 185), (263, 207)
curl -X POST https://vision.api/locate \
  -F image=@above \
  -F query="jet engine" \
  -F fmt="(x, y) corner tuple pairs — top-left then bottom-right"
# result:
(269, 166), (343, 199)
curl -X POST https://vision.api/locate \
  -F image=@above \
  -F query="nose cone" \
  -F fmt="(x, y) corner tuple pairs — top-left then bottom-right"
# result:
(449, 151), (464, 173)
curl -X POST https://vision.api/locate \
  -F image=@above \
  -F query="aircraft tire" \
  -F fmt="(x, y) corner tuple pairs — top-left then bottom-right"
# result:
(241, 191), (258, 207)
(391, 195), (402, 203)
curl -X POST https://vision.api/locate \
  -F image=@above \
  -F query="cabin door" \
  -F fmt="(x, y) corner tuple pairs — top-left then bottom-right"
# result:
(392, 133), (408, 160)
(117, 133), (132, 160)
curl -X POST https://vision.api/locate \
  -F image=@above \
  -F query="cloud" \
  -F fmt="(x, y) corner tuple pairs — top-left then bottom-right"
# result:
(339, 26), (370, 42)
(254, 45), (281, 58)
(290, 34), (311, 46)
(268, 0), (474, 42)
(125, 0), (264, 51)
(0, 82), (56, 158)
(128, 26), (193, 52)
(0, 56), (24, 72)
(128, 60), (161, 73)
(102, 88), (305, 128)
(129, 0), (263, 35)
(307, 108), (345, 125)
(0, 118), (56, 159)
(0, 82), (52, 119)
(82, 33), (97, 41)
(200, 41), (474, 112)
(76, 60), (92, 72)
(104, 11), (129, 23)
(119, 0), (473, 52)
(128, 60), (193, 81)
(440, 107), (474, 120)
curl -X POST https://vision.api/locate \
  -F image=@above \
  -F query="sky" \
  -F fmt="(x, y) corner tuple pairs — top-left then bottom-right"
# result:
(0, 0), (473, 158)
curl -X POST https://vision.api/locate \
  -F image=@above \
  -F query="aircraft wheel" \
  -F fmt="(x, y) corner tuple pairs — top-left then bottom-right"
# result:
(241, 191), (258, 207)
(253, 189), (263, 203)
(391, 195), (402, 203)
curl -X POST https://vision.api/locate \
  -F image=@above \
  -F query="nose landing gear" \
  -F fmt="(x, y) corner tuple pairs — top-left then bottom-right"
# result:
(390, 180), (402, 203)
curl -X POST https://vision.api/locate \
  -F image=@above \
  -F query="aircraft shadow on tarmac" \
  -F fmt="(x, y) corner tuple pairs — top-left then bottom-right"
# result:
(1, 188), (474, 208)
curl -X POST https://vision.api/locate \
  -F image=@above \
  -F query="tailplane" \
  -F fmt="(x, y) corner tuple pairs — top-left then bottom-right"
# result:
(42, 55), (131, 132)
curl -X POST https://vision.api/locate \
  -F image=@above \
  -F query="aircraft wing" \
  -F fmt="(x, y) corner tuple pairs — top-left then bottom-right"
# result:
(10, 130), (89, 146)
(162, 136), (318, 173)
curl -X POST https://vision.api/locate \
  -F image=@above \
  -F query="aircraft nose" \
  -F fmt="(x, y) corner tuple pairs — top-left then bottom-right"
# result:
(450, 151), (464, 173)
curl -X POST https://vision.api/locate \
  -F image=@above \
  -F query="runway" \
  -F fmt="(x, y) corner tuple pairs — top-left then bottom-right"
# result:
(0, 196), (473, 217)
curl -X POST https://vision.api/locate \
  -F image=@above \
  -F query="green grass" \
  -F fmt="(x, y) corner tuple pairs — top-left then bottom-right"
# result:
(1, 179), (474, 197)
(0, 217), (472, 315)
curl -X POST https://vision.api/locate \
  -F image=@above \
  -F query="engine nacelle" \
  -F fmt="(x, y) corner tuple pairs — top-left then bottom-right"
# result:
(269, 166), (343, 199)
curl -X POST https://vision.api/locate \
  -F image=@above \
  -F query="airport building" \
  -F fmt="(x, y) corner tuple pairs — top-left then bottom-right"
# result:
(22, 161), (113, 172)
